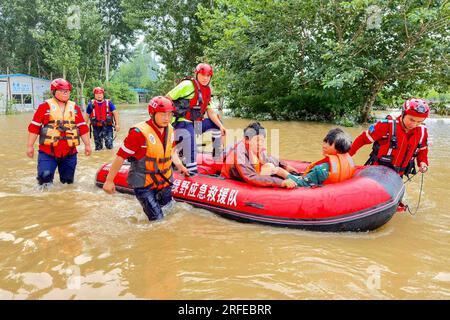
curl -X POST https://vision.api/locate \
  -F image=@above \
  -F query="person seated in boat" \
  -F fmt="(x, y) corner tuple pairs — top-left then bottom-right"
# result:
(278, 128), (355, 187)
(221, 122), (299, 188)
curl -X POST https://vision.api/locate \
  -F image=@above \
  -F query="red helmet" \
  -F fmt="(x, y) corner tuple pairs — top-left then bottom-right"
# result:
(194, 63), (213, 77)
(402, 98), (430, 118)
(93, 87), (105, 94)
(50, 78), (72, 92)
(148, 96), (175, 115)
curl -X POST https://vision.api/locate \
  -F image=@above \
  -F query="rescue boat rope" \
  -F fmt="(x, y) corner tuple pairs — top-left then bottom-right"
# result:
(404, 173), (424, 216)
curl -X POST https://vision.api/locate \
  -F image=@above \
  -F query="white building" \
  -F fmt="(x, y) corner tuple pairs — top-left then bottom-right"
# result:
(0, 74), (51, 114)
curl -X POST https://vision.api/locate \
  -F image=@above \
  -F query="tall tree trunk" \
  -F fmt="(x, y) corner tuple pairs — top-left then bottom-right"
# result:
(76, 68), (86, 110)
(100, 55), (104, 80)
(361, 80), (386, 123)
(104, 36), (112, 83)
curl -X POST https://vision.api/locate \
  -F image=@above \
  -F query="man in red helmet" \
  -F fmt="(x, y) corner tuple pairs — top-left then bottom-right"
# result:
(103, 96), (189, 221)
(350, 98), (430, 177)
(26, 78), (91, 188)
(166, 63), (226, 174)
(86, 87), (120, 151)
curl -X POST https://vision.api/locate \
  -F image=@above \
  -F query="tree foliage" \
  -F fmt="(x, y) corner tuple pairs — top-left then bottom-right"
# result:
(198, 0), (449, 123)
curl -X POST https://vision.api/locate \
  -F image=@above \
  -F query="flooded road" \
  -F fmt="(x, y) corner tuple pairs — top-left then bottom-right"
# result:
(0, 106), (449, 299)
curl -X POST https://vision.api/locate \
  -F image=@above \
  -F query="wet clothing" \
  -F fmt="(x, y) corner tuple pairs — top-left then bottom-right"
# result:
(92, 125), (114, 150)
(350, 115), (428, 176)
(86, 99), (116, 150)
(28, 100), (88, 158)
(117, 119), (175, 221)
(37, 151), (77, 185)
(221, 140), (288, 187)
(134, 185), (173, 221)
(287, 163), (330, 188)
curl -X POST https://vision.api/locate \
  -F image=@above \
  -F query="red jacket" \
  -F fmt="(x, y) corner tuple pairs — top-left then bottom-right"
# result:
(28, 101), (89, 158)
(350, 116), (428, 175)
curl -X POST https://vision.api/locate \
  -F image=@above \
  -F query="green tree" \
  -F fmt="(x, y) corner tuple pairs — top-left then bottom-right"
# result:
(32, 0), (105, 107)
(0, 0), (48, 76)
(123, 0), (212, 79)
(199, 0), (450, 123)
(111, 43), (159, 89)
(97, 0), (137, 82)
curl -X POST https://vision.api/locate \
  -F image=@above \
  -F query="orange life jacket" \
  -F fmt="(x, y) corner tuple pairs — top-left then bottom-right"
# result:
(39, 98), (80, 148)
(303, 153), (355, 184)
(222, 141), (263, 178)
(127, 122), (174, 189)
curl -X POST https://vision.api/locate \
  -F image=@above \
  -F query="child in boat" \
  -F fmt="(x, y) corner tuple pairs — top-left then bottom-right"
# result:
(280, 128), (355, 187)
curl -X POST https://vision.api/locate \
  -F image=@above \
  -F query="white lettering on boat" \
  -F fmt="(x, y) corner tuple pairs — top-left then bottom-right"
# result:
(172, 179), (239, 207)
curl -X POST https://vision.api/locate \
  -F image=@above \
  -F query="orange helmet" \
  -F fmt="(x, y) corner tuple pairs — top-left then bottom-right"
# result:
(50, 78), (72, 91)
(194, 63), (213, 77)
(93, 87), (105, 94)
(148, 96), (175, 115)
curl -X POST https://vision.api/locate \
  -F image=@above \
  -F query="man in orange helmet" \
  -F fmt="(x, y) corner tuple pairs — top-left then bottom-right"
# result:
(86, 87), (120, 150)
(350, 98), (430, 178)
(167, 63), (226, 174)
(103, 96), (189, 221)
(26, 78), (91, 188)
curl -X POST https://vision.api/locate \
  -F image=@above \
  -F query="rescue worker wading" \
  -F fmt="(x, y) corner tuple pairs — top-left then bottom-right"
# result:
(26, 78), (91, 188)
(103, 96), (189, 221)
(86, 87), (120, 150)
(167, 63), (226, 174)
(349, 98), (430, 178)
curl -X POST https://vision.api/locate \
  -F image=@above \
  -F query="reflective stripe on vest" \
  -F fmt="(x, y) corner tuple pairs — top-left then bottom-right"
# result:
(39, 98), (80, 148)
(127, 122), (174, 189)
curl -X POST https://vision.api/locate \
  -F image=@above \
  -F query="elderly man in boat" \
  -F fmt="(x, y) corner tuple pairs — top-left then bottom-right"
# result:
(221, 122), (298, 188)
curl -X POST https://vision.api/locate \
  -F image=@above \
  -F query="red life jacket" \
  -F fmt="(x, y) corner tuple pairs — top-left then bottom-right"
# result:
(367, 116), (427, 176)
(90, 99), (113, 126)
(173, 77), (211, 121)
(303, 153), (355, 184)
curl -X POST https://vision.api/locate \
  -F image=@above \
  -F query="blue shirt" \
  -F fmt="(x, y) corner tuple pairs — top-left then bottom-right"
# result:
(86, 100), (116, 115)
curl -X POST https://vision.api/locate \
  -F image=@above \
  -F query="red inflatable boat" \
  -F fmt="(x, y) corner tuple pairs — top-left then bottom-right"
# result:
(95, 154), (405, 232)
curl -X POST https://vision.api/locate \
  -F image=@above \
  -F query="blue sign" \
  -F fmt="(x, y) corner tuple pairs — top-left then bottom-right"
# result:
(11, 82), (32, 94)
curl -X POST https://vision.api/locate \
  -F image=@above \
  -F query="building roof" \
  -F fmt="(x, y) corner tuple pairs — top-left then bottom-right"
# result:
(0, 73), (50, 81)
